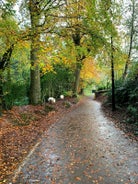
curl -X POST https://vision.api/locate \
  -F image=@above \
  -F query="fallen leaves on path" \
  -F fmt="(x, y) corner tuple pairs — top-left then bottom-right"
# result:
(0, 98), (78, 183)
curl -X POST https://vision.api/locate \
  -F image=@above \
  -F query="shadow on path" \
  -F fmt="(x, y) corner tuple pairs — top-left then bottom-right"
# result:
(11, 97), (138, 184)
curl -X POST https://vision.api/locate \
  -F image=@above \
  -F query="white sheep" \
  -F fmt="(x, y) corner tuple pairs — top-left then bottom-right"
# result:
(48, 97), (56, 103)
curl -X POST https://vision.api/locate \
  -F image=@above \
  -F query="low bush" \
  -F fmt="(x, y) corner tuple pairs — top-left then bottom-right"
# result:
(106, 73), (138, 125)
(4, 82), (29, 109)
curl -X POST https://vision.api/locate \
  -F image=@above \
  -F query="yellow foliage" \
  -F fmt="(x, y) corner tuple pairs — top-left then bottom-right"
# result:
(41, 63), (54, 74)
(52, 54), (75, 68)
(80, 56), (100, 82)
(16, 40), (30, 49)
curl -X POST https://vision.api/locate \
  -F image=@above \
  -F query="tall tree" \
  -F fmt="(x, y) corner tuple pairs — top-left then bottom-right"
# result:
(97, 0), (121, 111)
(110, 36), (116, 111)
(28, 0), (41, 104)
(122, 0), (137, 79)
(19, 0), (65, 104)
(62, 0), (88, 94)
(55, 0), (108, 94)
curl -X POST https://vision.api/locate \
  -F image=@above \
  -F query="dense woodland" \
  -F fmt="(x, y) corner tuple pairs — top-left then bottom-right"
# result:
(0, 0), (138, 123)
(0, 0), (138, 182)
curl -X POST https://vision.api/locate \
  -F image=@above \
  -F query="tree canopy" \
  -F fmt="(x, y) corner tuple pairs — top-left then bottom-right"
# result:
(0, 0), (137, 112)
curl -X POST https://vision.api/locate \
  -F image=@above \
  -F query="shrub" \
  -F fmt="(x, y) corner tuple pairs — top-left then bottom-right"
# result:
(63, 101), (72, 108)
(106, 73), (138, 125)
(127, 105), (138, 124)
(41, 64), (74, 100)
(4, 82), (29, 109)
(107, 77), (138, 106)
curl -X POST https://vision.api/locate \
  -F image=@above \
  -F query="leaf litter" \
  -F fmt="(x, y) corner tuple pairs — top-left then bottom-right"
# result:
(0, 97), (78, 183)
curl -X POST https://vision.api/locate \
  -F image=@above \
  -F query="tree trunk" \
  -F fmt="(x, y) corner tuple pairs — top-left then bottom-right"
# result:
(29, 0), (41, 104)
(122, 0), (135, 79)
(29, 34), (41, 104)
(74, 67), (81, 94)
(30, 66), (41, 104)
(111, 36), (116, 111)
(72, 31), (82, 95)
(0, 72), (4, 115)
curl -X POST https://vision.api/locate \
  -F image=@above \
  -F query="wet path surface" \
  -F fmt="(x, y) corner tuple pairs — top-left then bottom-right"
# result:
(12, 97), (138, 184)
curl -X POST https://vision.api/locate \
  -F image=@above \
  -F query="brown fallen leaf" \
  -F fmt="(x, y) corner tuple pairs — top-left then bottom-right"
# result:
(75, 177), (81, 181)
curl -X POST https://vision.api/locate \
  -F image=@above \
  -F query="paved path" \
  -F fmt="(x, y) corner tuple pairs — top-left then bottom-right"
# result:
(11, 97), (138, 184)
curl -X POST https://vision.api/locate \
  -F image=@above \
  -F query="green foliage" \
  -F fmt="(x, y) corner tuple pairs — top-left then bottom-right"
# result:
(107, 77), (138, 104)
(0, 1), (16, 18)
(107, 63), (138, 124)
(41, 64), (74, 100)
(63, 91), (73, 97)
(84, 87), (92, 96)
(4, 82), (29, 109)
(127, 105), (138, 124)
(97, 84), (107, 91)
